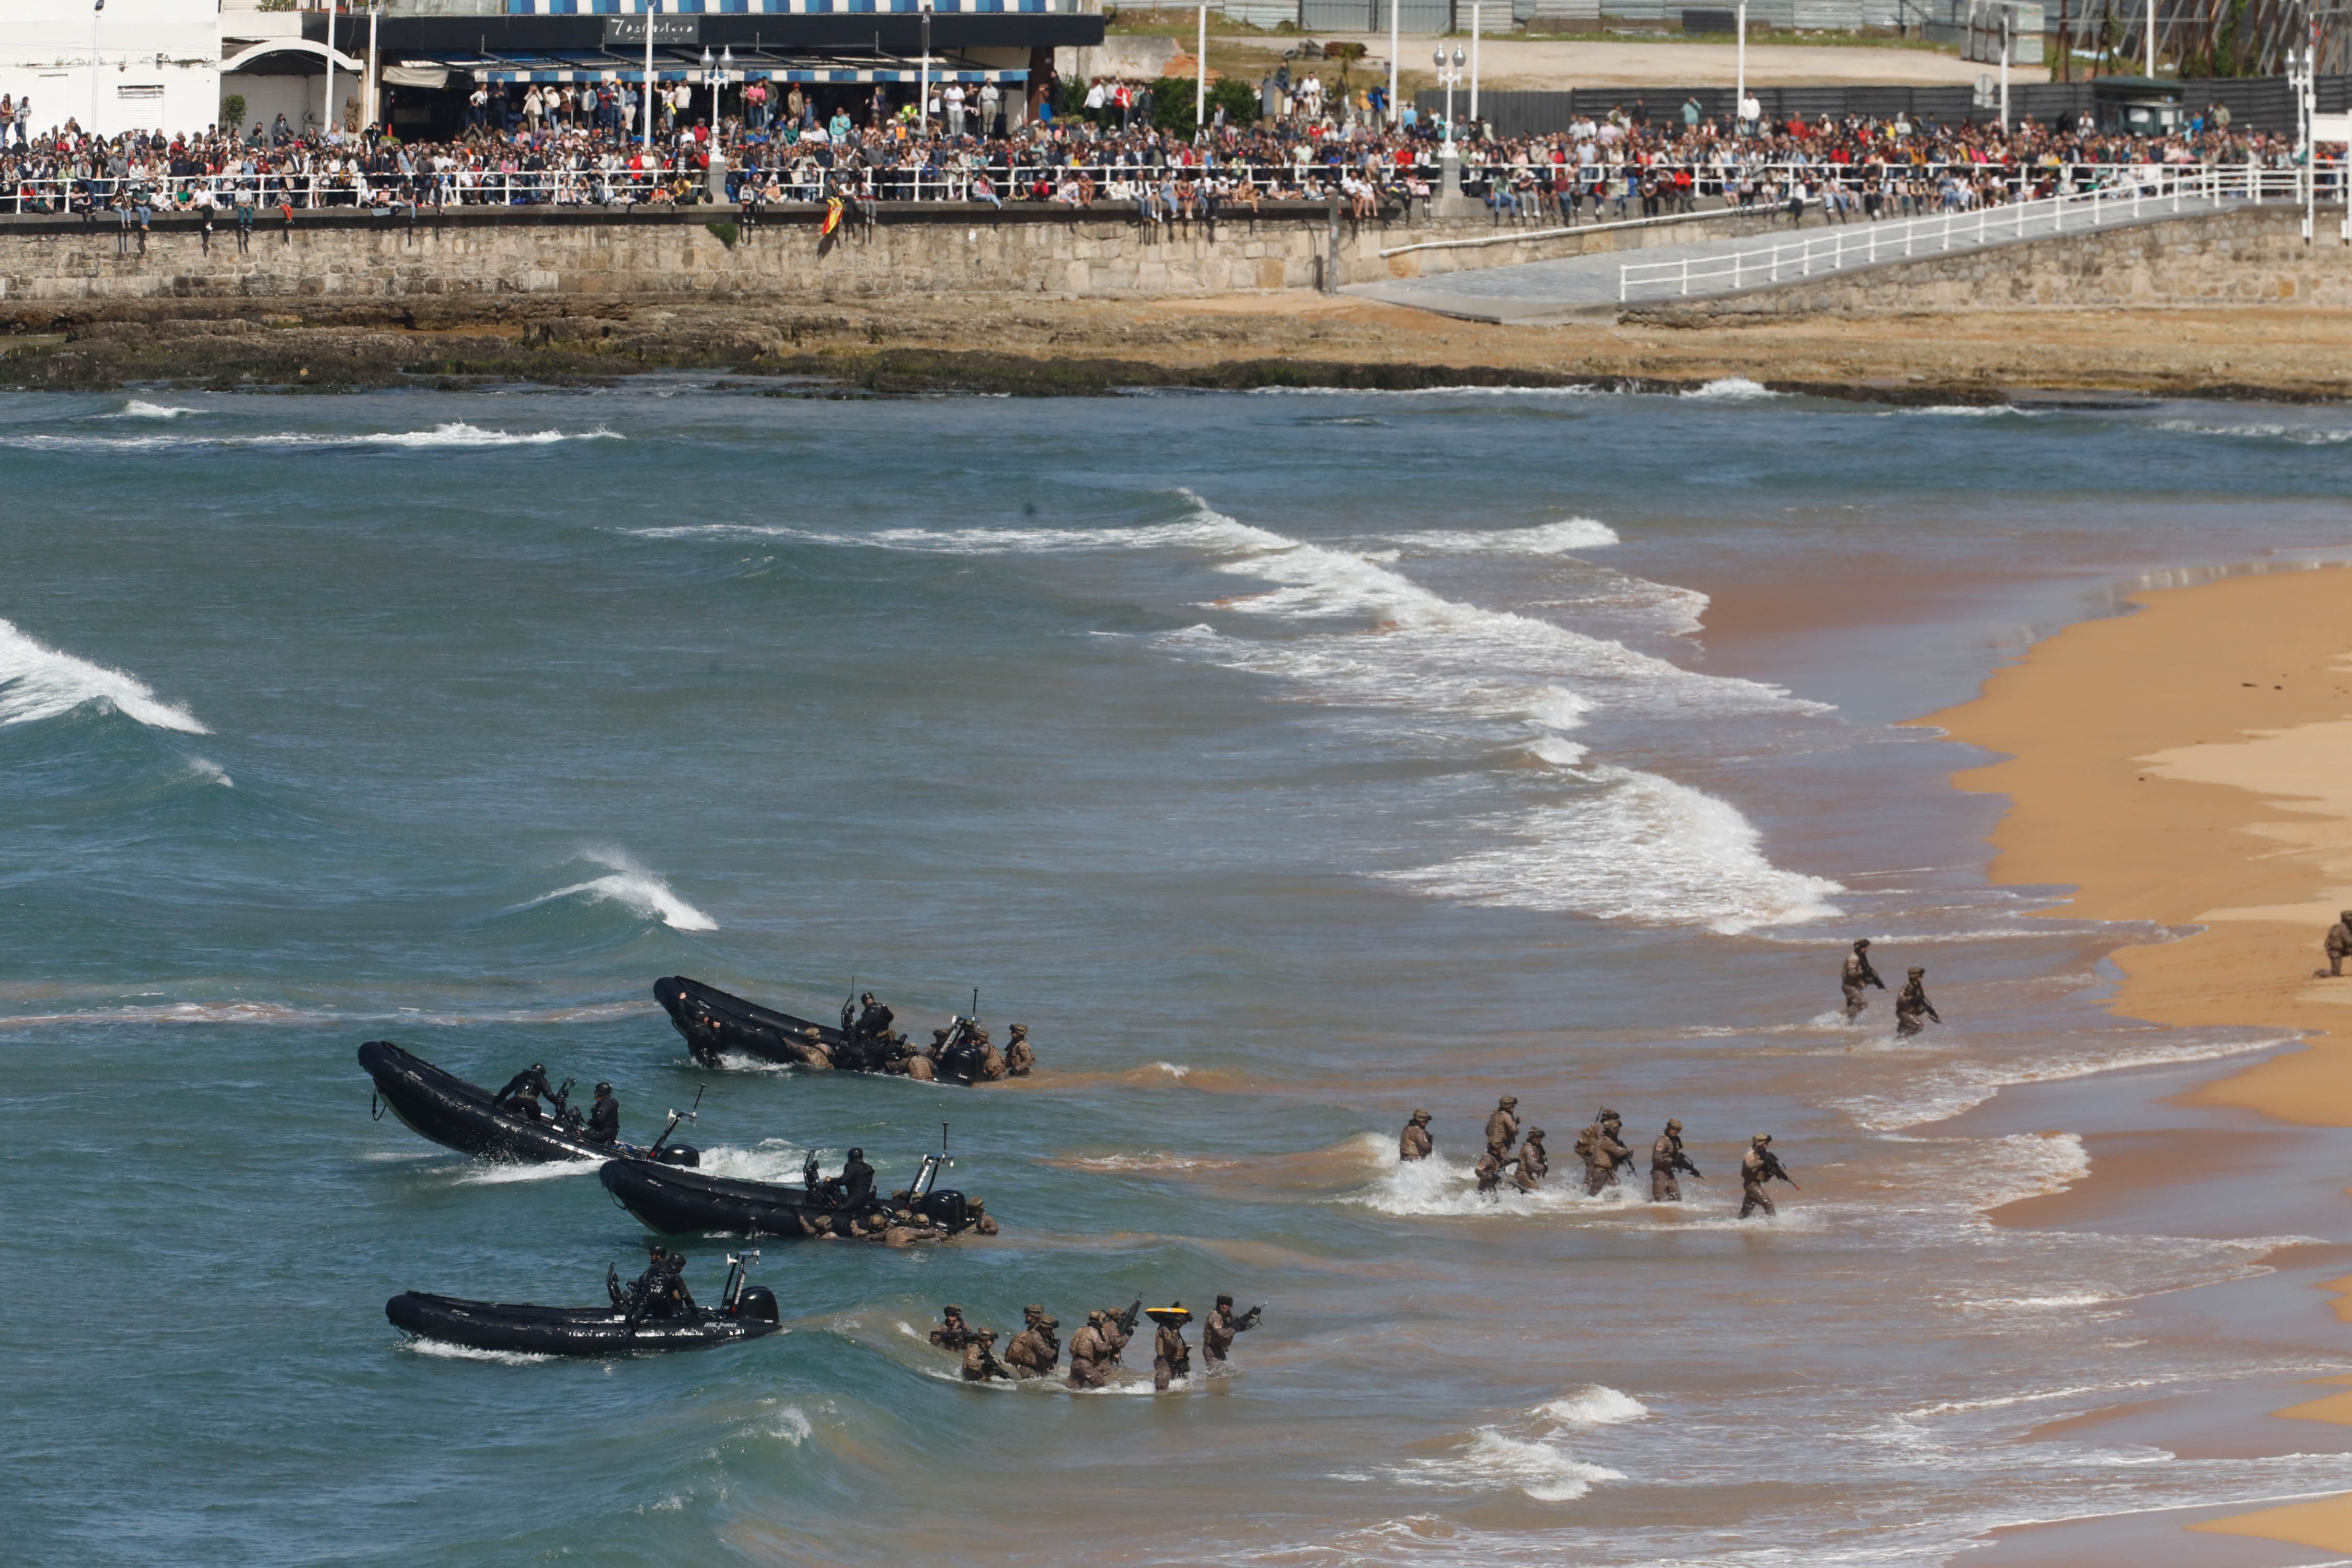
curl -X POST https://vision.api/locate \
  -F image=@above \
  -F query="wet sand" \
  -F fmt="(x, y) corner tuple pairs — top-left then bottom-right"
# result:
(1922, 566), (2352, 1558)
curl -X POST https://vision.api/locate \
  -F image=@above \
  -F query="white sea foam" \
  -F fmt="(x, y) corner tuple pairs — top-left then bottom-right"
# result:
(111, 400), (200, 420)
(1390, 765), (1845, 934)
(1829, 1034), (2298, 1131)
(1383, 518), (1621, 555)
(2149, 418), (2352, 446)
(0, 617), (208, 732)
(1682, 376), (1780, 400)
(188, 757), (233, 788)
(635, 493), (1829, 936)
(1539, 1387), (1651, 1426)
(767, 1406), (814, 1446)
(695, 1140), (829, 1185)
(452, 1155), (602, 1186)
(1392, 1429), (1624, 1503)
(8, 423), (618, 452)
(400, 1338), (557, 1366)
(523, 848), (717, 931)
(1345, 1149), (1655, 1218)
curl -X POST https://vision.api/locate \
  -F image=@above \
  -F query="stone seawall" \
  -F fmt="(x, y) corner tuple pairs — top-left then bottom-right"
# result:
(0, 202), (1823, 320)
(1631, 205), (2352, 320)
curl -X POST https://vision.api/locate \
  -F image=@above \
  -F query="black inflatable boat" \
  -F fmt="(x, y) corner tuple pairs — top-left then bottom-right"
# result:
(653, 975), (848, 1069)
(653, 975), (1003, 1083)
(387, 1254), (779, 1356)
(360, 1039), (700, 1167)
(602, 1150), (973, 1239)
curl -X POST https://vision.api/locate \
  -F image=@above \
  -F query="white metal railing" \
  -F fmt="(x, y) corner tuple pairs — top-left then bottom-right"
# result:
(5, 156), (2337, 223)
(1617, 163), (2335, 302)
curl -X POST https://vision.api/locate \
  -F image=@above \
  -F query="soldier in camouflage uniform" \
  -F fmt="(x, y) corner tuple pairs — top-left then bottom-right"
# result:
(1841, 938), (1885, 1021)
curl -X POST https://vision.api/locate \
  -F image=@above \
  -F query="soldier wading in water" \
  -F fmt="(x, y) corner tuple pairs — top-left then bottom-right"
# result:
(1149, 1305), (1193, 1393)
(1739, 1133), (1798, 1219)
(1201, 1295), (1261, 1372)
(1398, 1109), (1434, 1162)
(1894, 966), (1942, 1037)
(1841, 938), (1885, 1021)
(1650, 1118), (1703, 1202)
(1577, 1110), (1632, 1195)
(1004, 1305), (1060, 1379)
(1513, 1128), (1549, 1192)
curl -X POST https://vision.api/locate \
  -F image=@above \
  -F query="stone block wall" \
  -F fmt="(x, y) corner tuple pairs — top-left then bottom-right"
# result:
(0, 202), (1820, 318)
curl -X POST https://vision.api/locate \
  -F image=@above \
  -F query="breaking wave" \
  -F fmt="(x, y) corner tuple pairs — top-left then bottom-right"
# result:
(0, 617), (209, 733)
(1389, 766), (1844, 935)
(520, 849), (717, 932)
(1388, 1426), (1625, 1503)
(1539, 1387), (1651, 1426)
(1681, 376), (1781, 401)
(1383, 518), (1621, 555)
(7, 423), (618, 453)
(110, 400), (200, 420)
(632, 491), (1830, 936)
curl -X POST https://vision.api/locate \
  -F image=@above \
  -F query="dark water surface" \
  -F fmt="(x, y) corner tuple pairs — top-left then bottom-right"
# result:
(7, 385), (2352, 1567)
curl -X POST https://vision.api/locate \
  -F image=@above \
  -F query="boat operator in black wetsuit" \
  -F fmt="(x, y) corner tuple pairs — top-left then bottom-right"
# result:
(581, 1082), (620, 1146)
(492, 1064), (557, 1118)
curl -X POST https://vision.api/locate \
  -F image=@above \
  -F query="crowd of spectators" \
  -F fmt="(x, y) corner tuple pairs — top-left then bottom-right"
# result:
(0, 74), (2332, 227)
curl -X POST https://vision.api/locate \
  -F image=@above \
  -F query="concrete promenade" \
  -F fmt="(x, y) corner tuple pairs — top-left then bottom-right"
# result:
(1347, 186), (2250, 323)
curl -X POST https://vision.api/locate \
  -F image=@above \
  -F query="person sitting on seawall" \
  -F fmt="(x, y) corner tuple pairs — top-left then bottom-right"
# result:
(492, 1063), (557, 1119)
(579, 1082), (620, 1146)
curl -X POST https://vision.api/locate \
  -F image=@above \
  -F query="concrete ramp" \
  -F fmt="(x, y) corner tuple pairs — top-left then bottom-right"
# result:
(1350, 176), (2245, 324)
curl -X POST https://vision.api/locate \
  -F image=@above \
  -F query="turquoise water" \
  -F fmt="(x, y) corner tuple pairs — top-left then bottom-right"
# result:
(7, 386), (2352, 1566)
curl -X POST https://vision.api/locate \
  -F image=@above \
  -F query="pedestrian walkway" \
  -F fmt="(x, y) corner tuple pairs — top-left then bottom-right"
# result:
(1347, 173), (2244, 323)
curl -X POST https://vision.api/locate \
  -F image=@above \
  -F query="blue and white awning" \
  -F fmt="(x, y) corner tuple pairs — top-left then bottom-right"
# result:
(498, 1), (1071, 14)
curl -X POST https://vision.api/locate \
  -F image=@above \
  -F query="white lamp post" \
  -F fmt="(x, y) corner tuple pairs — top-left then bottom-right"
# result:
(1469, 3), (1481, 131)
(918, 0), (935, 135)
(1435, 43), (1463, 204)
(643, 1), (658, 150)
(1735, 0), (1747, 131)
(90, 0), (102, 139)
(325, 0), (338, 141)
(1196, 2), (1207, 137)
(1388, 0), (1399, 126)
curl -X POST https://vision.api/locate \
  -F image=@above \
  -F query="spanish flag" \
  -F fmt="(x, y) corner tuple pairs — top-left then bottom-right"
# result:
(820, 197), (845, 237)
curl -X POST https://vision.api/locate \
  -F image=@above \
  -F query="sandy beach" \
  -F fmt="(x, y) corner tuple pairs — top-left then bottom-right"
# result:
(1925, 565), (2352, 1557)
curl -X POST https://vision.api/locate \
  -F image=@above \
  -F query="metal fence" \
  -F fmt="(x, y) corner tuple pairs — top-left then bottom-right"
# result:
(1617, 161), (2331, 298)
(8, 156), (2326, 219)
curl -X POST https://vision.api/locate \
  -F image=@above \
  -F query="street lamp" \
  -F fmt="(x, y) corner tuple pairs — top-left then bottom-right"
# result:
(90, 0), (102, 139)
(1434, 44), (1465, 205)
(642, 0), (659, 151)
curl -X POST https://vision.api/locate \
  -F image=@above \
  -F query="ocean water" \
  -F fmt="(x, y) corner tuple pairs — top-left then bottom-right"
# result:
(6, 385), (2352, 1567)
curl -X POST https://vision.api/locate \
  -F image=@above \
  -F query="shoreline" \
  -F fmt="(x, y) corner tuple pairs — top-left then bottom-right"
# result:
(1922, 564), (2352, 1558)
(8, 295), (2352, 401)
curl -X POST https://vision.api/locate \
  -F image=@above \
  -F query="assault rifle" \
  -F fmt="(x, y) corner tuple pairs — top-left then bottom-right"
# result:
(973, 1337), (1014, 1382)
(1667, 1143), (1705, 1181)
(1235, 1304), (1265, 1332)
(549, 1078), (580, 1131)
(1758, 1149), (1801, 1190)
(1107, 1298), (1143, 1351)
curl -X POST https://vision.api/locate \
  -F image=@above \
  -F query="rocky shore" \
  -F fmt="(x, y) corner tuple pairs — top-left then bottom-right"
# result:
(5, 291), (2349, 403)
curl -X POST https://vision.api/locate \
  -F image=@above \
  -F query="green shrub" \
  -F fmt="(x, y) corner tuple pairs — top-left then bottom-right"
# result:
(705, 220), (739, 248)
(220, 94), (246, 130)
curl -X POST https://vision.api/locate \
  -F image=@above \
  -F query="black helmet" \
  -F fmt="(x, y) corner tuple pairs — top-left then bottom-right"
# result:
(847, 1147), (864, 1160)
(531, 1063), (546, 1073)
(861, 991), (875, 1004)
(594, 1081), (613, 1096)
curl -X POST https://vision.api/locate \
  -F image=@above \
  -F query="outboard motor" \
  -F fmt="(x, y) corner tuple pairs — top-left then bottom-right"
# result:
(915, 1190), (969, 1231)
(734, 1285), (779, 1323)
(654, 1144), (700, 1168)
